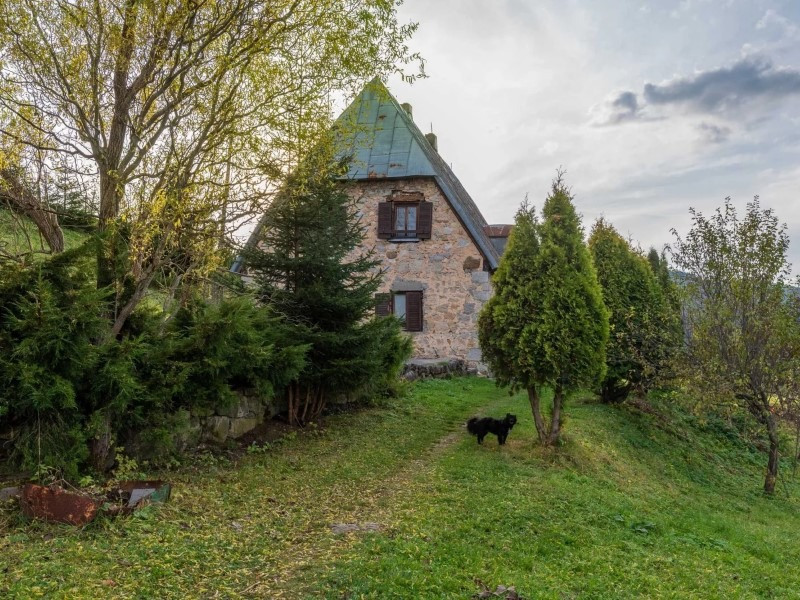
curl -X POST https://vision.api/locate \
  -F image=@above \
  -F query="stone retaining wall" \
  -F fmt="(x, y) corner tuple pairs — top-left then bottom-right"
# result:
(192, 391), (279, 445)
(403, 358), (469, 380)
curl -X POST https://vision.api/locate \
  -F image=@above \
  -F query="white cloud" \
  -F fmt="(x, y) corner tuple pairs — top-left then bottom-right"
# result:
(387, 0), (800, 269)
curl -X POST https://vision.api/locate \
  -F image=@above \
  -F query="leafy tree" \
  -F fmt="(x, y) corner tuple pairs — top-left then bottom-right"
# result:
(479, 175), (608, 445)
(671, 197), (800, 494)
(246, 159), (411, 425)
(0, 0), (422, 332)
(0, 0), (421, 467)
(589, 219), (681, 402)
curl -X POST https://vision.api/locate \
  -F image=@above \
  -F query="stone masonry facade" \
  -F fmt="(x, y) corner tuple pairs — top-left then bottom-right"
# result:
(346, 177), (491, 365)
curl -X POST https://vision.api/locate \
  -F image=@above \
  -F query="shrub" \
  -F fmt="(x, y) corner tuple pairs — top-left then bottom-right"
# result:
(0, 242), (307, 478)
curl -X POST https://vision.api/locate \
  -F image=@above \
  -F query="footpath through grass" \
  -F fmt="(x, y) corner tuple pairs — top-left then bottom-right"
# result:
(2, 378), (800, 598)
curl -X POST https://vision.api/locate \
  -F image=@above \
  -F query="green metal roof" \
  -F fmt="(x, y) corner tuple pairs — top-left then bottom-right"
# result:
(334, 78), (501, 269)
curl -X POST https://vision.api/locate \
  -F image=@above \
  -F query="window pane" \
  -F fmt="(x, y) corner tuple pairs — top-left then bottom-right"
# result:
(407, 206), (417, 231)
(394, 206), (405, 231)
(393, 293), (406, 321)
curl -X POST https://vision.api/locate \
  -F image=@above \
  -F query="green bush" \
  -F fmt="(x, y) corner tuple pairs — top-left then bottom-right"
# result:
(0, 242), (114, 478)
(128, 296), (307, 455)
(0, 242), (307, 478)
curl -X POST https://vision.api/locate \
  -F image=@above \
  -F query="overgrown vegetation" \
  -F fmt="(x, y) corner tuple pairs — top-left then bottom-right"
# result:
(3, 378), (800, 598)
(0, 242), (308, 477)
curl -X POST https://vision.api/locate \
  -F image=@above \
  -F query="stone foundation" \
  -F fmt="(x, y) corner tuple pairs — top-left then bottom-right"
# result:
(403, 358), (468, 380)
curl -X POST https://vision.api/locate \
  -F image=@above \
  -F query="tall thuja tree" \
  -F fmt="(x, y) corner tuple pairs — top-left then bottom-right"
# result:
(246, 157), (410, 425)
(480, 175), (608, 445)
(648, 247), (682, 314)
(589, 219), (681, 403)
(478, 198), (542, 403)
(672, 198), (800, 494)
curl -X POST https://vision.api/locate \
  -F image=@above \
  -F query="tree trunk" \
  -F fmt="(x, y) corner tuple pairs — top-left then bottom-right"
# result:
(764, 413), (780, 495)
(527, 386), (548, 445)
(89, 414), (115, 473)
(97, 0), (138, 288)
(548, 383), (564, 446)
(1, 168), (64, 254)
(96, 168), (124, 289)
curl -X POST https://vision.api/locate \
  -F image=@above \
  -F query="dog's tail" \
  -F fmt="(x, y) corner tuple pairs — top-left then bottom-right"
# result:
(466, 417), (479, 435)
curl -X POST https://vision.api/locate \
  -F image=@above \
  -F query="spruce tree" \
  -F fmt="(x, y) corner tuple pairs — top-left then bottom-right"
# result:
(589, 220), (680, 402)
(246, 158), (411, 425)
(479, 174), (608, 445)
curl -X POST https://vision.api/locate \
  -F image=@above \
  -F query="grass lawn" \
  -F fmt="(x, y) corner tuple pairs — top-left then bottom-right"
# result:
(2, 378), (800, 598)
(0, 209), (88, 259)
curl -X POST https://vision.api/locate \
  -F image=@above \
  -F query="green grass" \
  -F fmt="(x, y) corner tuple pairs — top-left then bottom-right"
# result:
(2, 378), (800, 598)
(0, 209), (89, 259)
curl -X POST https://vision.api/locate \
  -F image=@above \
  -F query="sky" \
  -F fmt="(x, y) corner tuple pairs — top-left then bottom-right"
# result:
(386, 0), (800, 270)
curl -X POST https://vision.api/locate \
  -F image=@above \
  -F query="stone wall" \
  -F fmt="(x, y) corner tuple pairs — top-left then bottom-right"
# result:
(346, 177), (491, 365)
(193, 391), (279, 444)
(403, 358), (468, 380)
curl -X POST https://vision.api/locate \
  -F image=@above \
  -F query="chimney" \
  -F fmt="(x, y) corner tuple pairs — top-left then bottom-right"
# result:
(401, 102), (413, 119)
(425, 132), (438, 152)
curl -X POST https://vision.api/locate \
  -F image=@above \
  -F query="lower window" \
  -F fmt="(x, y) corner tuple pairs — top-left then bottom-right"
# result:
(376, 290), (423, 332)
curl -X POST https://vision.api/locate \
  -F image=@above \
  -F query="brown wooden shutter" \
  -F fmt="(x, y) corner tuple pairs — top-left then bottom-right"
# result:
(375, 293), (391, 317)
(417, 201), (433, 239)
(405, 291), (423, 331)
(377, 202), (393, 239)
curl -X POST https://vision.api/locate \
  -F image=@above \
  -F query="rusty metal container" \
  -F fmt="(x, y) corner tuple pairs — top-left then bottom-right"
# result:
(20, 484), (101, 526)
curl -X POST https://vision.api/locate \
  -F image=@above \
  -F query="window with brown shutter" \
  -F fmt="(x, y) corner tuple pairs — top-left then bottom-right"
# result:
(375, 293), (391, 317)
(417, 201), (433, 239)
(404, 290), (423, 332)
(377, 291), (423, 332)
(378, 192), (433, 241)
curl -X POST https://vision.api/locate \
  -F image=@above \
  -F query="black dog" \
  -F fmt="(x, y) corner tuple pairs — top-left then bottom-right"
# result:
(467, 413), (517, 445)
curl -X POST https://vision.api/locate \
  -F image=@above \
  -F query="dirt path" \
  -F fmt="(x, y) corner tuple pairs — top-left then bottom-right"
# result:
(252, 396), (509, 597)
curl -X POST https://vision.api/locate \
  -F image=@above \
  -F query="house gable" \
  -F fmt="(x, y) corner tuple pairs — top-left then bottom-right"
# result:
(334, 78), (501, 270)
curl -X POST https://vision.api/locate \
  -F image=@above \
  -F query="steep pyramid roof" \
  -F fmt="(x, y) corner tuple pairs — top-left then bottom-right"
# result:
(334, 78), (501, 269)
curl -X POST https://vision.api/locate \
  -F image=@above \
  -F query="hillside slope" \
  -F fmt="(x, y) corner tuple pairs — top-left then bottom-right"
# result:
(0, 208), (89, 259)
(2, 378), (799, 598)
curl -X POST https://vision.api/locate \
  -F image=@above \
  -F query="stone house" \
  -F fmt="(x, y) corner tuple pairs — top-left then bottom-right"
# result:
(334, 79), (511, 366)
(235, 79), (511, 367)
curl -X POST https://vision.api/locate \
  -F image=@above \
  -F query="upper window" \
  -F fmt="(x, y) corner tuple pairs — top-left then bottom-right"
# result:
(377, 192), (433, 241)
(393, 202), (418, 238)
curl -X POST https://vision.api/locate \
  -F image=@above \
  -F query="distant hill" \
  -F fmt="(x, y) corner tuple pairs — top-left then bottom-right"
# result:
(670, 269), (800, 299)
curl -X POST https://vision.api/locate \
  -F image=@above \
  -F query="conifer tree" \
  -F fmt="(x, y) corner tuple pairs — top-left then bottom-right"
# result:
(590, 220), (680, 403)
(246, 158), (411, 425)
(480, 174), (608, 445)
(647, 247), (681, 313)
